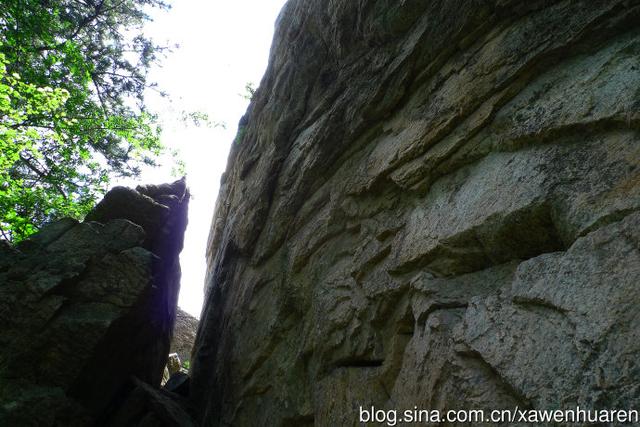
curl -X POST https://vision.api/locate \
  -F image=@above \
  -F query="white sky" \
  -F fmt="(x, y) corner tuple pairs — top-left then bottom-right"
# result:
(117, 0), (288, 317)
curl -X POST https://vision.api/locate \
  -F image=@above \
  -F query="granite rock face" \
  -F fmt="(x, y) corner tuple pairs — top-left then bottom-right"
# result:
(0, 179), (189, 426)
(191, 0), (640, 425)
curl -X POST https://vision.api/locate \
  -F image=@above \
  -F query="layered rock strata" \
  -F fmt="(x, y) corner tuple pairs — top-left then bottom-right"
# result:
(191, 1), (640, 425)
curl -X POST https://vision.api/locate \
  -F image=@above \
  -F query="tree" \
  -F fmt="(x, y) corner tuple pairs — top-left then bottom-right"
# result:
(241, 82), (256, 100)
(0, 0), (170, 241)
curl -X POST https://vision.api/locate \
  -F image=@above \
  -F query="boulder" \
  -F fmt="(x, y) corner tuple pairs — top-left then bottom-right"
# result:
(0, 179), (189, 425)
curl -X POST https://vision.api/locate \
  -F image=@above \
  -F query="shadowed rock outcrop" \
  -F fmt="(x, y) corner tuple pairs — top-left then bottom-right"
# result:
(0, 179), (190, 426)
(191, 1), (640, 425)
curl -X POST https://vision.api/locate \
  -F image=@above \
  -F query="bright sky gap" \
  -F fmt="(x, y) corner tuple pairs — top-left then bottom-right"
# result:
(116, 0), (288, 317)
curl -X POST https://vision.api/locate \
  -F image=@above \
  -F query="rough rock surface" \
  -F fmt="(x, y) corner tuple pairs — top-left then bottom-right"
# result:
(171, 308), (199, 367)
(0, 179), (189, 426)
(191, 1), (640, 425)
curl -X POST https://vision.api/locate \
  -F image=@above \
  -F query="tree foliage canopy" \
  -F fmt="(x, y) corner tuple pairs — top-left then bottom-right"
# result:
(0, 0), (170, 241)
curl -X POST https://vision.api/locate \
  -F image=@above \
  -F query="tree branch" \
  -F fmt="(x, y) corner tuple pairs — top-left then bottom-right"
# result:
(36, 0), (107, 52)
(18, 153), (68, 200)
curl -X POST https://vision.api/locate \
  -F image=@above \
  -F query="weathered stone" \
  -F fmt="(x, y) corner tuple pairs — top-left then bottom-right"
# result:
(190, 1), (640, 425)
(461, 212), (640, 410)
(0, 179), (189, 425)
(171, 308), (199, 369)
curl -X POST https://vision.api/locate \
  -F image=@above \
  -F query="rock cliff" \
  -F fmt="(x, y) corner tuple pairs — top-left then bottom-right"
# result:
(0, 179), (190, 426)
(191, 0), (640, 425)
